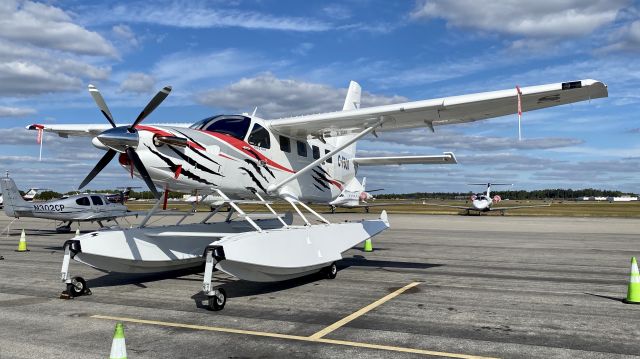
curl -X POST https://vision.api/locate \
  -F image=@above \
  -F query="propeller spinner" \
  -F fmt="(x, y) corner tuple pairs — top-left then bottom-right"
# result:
(79, 85), (172, 198)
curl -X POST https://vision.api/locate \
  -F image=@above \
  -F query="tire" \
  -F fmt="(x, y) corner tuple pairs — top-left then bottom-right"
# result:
(324, 262), (337, 279)
(209, 288), (226, 311)
(69, 277), (86, 297)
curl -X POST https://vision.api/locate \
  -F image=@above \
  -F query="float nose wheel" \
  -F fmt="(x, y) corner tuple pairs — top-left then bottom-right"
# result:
(61, 276), (91, 299)
(321, 262), (338, 279)
(207, 288), (227, 311)
(68, 276), (91, 297)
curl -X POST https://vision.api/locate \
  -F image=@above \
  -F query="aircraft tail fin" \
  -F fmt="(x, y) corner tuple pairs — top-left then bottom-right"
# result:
(333, 81), (363, 157)
(361, 177), (366, 191)
(1, 176), (29, 217)
(342, 81), (361, 111)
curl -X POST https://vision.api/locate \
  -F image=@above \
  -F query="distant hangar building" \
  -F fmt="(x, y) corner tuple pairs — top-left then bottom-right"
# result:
(577, 196), (638, 201)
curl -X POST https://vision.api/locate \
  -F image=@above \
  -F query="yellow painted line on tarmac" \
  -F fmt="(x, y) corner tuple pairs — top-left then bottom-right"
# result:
(91, 314), (498, 359)
(309, 281), (421, 339)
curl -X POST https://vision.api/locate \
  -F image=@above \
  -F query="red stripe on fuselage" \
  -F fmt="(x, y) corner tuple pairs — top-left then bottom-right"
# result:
(199, 130), (295, 173)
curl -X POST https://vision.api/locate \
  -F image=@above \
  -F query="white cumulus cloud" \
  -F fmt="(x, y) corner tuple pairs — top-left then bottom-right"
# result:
(411, 0), (628, 38)
(196, 73), (407, 118)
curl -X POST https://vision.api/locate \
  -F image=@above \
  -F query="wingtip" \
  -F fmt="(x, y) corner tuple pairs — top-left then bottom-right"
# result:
(380, 210), (389, 226)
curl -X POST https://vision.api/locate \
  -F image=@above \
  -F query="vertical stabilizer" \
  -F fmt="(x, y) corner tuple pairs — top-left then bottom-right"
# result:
(361, 177), (367, 191)
(0, 176), (29, 217)
(333, 81), (363, 159)
(342, 81), (361, 111)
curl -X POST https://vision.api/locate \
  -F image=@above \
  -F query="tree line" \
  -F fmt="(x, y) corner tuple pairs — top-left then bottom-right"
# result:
(375, 188), (634, 200)
(29, 188), (636, 201)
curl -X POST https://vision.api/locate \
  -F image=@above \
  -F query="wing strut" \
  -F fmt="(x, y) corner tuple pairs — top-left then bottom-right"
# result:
(267, 118), (384, 195)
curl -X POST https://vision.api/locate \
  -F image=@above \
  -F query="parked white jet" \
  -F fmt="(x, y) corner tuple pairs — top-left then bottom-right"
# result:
(23, 187), (49, 201)
(28, 78), (606, 309)
(1, 175), (132, 232)
(426, 183), (551, 215)
(327, 173), (456, 213)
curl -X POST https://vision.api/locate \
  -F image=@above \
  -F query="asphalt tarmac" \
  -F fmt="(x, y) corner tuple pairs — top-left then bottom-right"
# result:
(0, 211), (638, 358)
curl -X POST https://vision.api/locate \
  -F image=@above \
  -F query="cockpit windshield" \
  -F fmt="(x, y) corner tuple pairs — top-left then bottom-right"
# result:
(190, 115), (251, 140)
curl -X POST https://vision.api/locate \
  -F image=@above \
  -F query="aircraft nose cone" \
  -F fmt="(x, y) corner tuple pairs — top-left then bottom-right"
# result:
(97, 126), (139, 152)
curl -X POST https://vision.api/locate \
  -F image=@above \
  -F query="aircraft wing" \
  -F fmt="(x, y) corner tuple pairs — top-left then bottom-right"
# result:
(267, 79), (607, 138)
(422, 203), (473, 210)
(26, 123), (191, 138)
(353, 152), (456, 166)
(340, 201), (416, 208)
(490, 203), (551, 211)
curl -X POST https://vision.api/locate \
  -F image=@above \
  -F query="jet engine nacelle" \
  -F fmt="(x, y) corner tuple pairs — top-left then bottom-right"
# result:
(492, 195), (502, 204)
(359, 191), (372, 201)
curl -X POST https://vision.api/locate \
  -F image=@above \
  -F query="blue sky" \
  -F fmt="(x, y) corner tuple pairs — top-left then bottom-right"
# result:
(0, 0), (639, 194)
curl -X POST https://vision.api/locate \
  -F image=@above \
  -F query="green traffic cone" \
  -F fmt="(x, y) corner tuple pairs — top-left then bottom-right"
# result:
(109, 322), (127, 359)
(15, 229), (29, 252)
(624, 257), (640, 304)
(363, 238), (373, 252)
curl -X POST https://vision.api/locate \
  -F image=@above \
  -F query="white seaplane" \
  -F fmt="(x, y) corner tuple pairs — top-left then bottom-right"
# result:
(29, 79), (607, 310)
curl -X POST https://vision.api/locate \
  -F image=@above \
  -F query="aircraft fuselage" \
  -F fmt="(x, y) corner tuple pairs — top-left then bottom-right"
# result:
(115, 115), (357, 203)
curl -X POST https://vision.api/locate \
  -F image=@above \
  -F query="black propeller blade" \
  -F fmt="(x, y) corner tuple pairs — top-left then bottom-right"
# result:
(126, 147), (160, 199)
(88, 84), (116, 128)
(82, 84), (171, 196)
(79, 149), (117, 189)
(129, 86), (172, 131)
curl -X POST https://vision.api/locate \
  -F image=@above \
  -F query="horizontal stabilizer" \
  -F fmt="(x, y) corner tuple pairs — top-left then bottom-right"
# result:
(353, 152), (456, 166)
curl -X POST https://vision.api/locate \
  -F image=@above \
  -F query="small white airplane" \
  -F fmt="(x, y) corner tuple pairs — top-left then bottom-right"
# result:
(183, 193), (225, 207)
(28, 78), (606, 309)
(426, 183), (551, 215)
(22, 187), (50, 201)
(327, 173), (462, 213)
(1, 175), (133, 232)
(328, 177), (383, 213)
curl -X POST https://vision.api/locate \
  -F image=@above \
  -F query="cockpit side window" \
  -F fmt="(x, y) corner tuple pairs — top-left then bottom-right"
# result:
(202, 116), (251, 140)
(91, 196), (104, 206)
(297, 141), (307, 157)
(248, 123), (271, 149)
(75, 197), (90, 206)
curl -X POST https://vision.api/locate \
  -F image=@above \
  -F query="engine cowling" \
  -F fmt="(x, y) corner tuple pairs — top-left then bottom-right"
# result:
(492, 195), (502, 204)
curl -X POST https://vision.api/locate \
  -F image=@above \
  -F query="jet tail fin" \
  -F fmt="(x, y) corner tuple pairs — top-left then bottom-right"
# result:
(0, 176), (29, 217)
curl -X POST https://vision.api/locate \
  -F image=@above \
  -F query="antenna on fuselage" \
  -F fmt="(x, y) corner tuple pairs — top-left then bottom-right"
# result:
(251, 107), (258, 117)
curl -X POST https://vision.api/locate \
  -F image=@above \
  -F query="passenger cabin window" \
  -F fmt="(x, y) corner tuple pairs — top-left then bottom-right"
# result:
(248, 123), (270, 149)
(279, 136), (291, 152)
(297, 141), (307, 157)
(192, 115), (251, 141)
(91, 196), (104, 206)
(312, 145), (320, 159)
(325, 149), (333, 163)
(75, 197), (90, 206)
